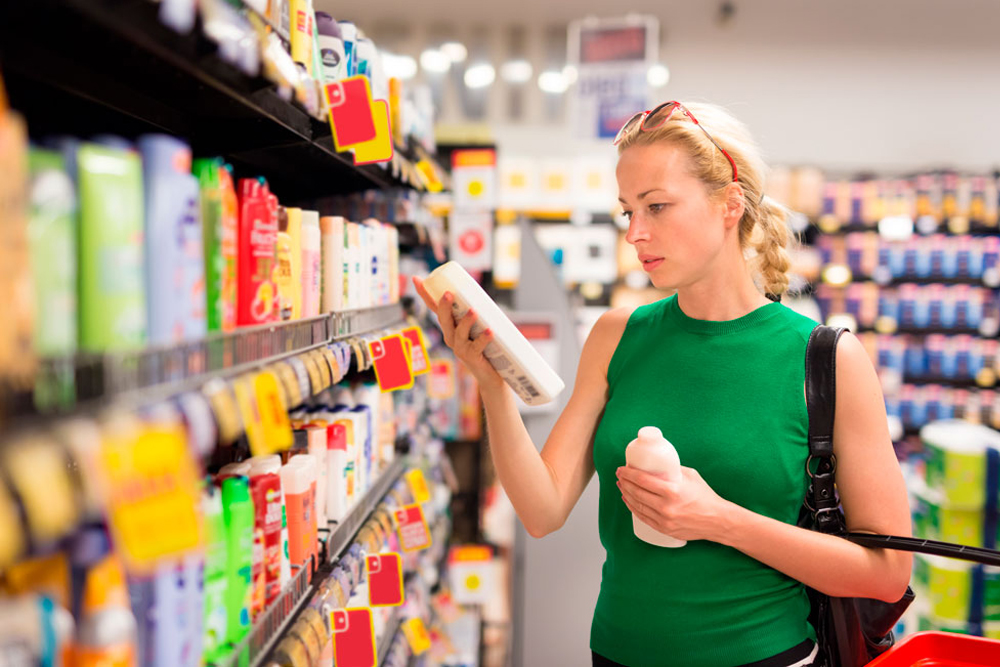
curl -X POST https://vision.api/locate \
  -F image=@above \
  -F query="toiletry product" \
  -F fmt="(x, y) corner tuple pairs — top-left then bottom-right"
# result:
(77, 143), (147, 351)
(73, 554), (137, 667)
(625, 427), (685, 548)
(237, 178), (279, 325)
(303, 425), (328, 527)
(274, 207), (295, 321)
(193, 158), (224, 331)
(201, 483), (228, 662)
(326, 421), (349, 523)
(221, 476), (254, 644)
(301, 210), (321, 317)
(288, 454), (319, 567)
(289, 0), (316, 76)
(27, 149), (76, 356)
(139, 135), (206, 344)
(338, 21), (358, 78)
(250, 470), (283, 608)
(280, 459), (314, 571)
(422, 261), (566, 405)
(315, 12), (346, 84)
(218, 165), (239, 331)
(283, 207), (303, 320)
(250, 455), (292, 588)
(320, 216), (345, 313)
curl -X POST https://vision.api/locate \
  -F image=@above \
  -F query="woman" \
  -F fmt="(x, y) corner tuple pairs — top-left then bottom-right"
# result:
(413, 101), (911, 667)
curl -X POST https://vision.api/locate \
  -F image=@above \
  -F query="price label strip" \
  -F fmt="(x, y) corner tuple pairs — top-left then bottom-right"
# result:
(366, 553), (404, 607)
(394, 504), (432, 552)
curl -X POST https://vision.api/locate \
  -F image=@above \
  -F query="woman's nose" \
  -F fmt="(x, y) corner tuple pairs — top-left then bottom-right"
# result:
(625, 216), (650, 245)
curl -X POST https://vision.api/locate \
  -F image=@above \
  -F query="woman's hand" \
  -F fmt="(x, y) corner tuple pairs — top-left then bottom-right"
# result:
(412, 275), (504, 390)
(616, 465), (736, 543)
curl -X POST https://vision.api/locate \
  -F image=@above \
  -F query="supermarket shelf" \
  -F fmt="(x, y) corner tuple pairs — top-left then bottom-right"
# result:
(225, 456), (409, 667)
(902, 375), (995, 389)
(326, 456), (408, 564)
(377, 607), (406, 667)
(0, 0), (435, 200)
(848, 275), (997, 287)
(26, 304), (405, 413)
(813, 221), (1000, 236)
(855, 325), (987, 336)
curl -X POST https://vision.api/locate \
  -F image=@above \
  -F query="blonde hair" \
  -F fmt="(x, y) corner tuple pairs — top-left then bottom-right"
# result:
(616, 102), (791, 297)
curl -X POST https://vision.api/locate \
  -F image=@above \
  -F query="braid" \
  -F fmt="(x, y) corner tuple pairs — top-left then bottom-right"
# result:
(751, 195), (792, 297)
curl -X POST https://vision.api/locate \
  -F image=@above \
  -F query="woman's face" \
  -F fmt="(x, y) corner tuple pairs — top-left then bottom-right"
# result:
(616, 142), (729, 292)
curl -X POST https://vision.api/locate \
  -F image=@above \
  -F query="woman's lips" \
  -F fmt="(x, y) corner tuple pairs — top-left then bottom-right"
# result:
(638, 254), (664, 272)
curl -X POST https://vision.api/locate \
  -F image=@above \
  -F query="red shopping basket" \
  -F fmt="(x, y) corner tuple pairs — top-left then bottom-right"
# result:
(866, 631), (1000, 666)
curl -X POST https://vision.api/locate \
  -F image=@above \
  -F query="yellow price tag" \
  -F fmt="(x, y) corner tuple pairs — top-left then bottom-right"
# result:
(402, 617), (431, 655)
(232, 376), (265, 454)
(311, 350), (332, 390)
(405, 469), (432, 505)
(100, 417), (202, 573)
(252, 371), (293, 455)
(321, 347), (341, 384)
(300, 353), (324, 395)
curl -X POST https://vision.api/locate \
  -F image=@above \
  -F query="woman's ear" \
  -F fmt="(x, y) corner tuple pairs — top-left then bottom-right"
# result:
(721, 183), (746, 229)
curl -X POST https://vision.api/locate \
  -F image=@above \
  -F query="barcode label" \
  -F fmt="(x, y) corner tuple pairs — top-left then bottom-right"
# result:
(516, 375), (540, 398)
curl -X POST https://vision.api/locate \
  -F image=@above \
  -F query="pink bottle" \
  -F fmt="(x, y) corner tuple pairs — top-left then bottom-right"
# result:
(625, 427), (686, 548)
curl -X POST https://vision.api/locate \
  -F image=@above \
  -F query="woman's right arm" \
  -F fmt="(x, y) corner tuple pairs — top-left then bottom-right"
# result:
(413, 276), (630, 537)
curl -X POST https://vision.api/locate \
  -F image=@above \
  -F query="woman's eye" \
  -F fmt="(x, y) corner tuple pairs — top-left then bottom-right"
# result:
(622, 210), (634, 220)
(649, 203), (666, 214)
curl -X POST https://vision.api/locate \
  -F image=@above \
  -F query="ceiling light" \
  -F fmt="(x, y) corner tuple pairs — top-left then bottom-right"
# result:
(441, 42), (468, 63)
(420, 49), (451, 73)
(562, 64), (578, 85)
(538, 70), (569, 94)
(464, 63), (496, 89)
(647, 64), (670, 87)
(383, 54), (418, 80)
(500, 60), (533, 84)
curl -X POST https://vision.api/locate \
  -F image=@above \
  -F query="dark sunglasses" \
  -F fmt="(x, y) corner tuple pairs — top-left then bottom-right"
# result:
(613, 101), (739, 183)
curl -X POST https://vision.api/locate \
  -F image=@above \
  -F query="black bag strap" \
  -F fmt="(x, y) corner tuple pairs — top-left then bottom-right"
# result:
(805, 325), (848, 535)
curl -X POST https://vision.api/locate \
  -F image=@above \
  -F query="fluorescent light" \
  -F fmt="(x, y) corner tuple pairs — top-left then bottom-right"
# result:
(464, 63), (496, 89)
(538, 70), (568, 94)
(420, 49), (451, 73)
(647, 64), (670, 87)
(500, 59), (533, 84)
(383, 54), (418, 80)
(441, 41), (468, 63)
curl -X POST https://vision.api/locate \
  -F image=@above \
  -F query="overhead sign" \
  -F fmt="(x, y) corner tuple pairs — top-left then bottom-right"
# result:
(568, 16), (659, 141)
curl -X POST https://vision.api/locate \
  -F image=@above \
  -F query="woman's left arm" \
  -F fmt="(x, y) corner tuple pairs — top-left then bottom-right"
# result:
(617, 332), (912, 602)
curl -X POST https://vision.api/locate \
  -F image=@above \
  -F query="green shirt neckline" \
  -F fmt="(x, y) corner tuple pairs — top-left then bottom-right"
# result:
(668, 294), (783, 336)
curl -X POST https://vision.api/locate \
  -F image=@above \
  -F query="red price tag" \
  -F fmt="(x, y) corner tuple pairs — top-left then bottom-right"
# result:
(366, 553), (404, 607)
(331, 608), (377, 667)
(394, 504), (432, 553)
(400, 326), (430, 375)
(369, 335), (414, 392)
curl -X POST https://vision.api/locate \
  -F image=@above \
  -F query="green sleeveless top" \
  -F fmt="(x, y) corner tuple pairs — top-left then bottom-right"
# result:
(591, 295), (820, 667)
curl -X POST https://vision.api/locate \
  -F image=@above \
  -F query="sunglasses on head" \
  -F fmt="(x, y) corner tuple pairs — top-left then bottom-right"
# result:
(613, 101), (739, 183)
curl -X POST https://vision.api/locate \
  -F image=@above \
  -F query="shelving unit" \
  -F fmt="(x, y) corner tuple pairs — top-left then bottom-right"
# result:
(0, 0), (447, 201)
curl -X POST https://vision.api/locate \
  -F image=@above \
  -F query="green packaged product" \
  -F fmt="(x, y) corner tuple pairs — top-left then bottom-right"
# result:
(201, 483), (229, 661)
(193, 158), (225, 332)
(221, 476), (254, 646)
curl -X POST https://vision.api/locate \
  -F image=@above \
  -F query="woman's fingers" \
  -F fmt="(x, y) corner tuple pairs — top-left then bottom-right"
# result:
(435, 292), (457, 345)
(453, 308), (478, 352)
(471, 328), (494, 356)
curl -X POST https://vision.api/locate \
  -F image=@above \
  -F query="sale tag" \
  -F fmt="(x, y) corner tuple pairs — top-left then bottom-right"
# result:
(352, 99), (394, 166)
(405, 469), (432, 505)
(251, 371), (293, 456)
(428, 359), (456, 399)
(100, 417), (202, 573)
(327, 76), (377, 150)
(300, 353), (324, 395)
(369, 335), (414, 392)
(366, 553), (403, 607)
(400, 326), (429, 375)
(232, 375), (266, 454)
(402, 617), (431, 655)
(394, 504), (431, 552)
(331, 608), (377, 667)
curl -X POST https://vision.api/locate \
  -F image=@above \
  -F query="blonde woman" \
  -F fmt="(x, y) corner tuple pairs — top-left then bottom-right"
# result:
(414, 102), (911, 667)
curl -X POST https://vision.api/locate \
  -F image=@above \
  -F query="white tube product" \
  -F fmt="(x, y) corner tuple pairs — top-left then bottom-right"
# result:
(320, 216), (345, 313)
(422, 261), (565, 406)
(301, 210), (321, 318)
(326, 420), (349, 523)
(625, 427), (685, 548)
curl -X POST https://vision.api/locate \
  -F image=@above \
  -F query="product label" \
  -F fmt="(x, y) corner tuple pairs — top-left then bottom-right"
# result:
(394, 504), (431, 552)
(401, 326), (430, 375)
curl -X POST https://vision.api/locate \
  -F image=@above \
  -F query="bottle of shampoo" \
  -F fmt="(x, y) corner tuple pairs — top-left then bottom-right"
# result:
(274, 207), (296, 321)
(73, 554), (137, 667)
(201, 483), (228, 663)
(320, 216), (345, 313)
(220, 476), (253, 645)
(315, 12), (346, 84)
(218, 166), (239, 331)
(301, 210), (321, 317)
(76, 144), (147, 351)
(193, 158), (225, 332)
(236, 178), (278, 325)
(284, 207), (303, 320)
(624, 426), (686, 548)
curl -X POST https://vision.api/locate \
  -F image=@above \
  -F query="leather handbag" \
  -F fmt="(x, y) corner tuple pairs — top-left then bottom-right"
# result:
(799, 325), (915, 667)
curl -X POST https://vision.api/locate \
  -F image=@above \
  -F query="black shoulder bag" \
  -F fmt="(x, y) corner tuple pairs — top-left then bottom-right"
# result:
(800, 325), (916, 667)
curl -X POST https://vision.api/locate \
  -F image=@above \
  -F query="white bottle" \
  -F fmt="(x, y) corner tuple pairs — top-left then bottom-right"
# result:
(625, 427), (686, 548)
(422, 261), (565, 406)
(300, 210), (321, 317)
(320, 216), (345, 313)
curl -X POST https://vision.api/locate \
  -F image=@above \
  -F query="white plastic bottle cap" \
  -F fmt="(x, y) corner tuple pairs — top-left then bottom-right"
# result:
(638, 426), (663, 441)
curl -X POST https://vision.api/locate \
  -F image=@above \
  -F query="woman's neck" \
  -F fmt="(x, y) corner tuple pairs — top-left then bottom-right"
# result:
(675, 253), (773, 322)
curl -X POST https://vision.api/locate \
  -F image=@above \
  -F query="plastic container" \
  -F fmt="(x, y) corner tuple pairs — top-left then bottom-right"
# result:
(236, 178), (279, 325)
(220, 476), (253, 645)
(625, 427), (686, 548)
(314, 12), (346, 84)
(301, 210), (321, 317)
(422, 261), (565, 406)
(201, 484), (228, 662)
(320, 216), (345, 313)
(867, 631), (1000, 666)
(281, 456), (317, 571)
